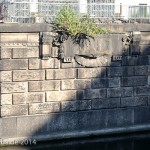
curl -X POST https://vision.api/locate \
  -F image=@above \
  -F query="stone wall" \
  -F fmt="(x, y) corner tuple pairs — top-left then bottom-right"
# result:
(0, 24), (150, 143)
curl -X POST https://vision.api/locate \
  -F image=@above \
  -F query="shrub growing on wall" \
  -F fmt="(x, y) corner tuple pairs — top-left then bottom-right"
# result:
(52, 6), (108, 47)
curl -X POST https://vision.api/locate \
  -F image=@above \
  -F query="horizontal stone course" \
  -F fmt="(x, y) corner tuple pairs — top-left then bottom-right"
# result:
(13, 70), (45, 81)
(0, 94), (12, 105)
(0, 59), (28, 70)
(29, 58), (60, 69)
(0, 48), (12, 59)
(92, 98), (120, 109)
(13, 92), (45, 104)
(29, 102), (60, 114)
(135, 86), (150, 96)
(61, 79), (91, 90)
(46, 91), (76, 101)
(0, 71), (12, 82)
(12, 48), (39, 58)
(46, 69), (75, 80)
(121, 96), (148, 107)
(84, 89), (106, 99)
(77, 68), (106, 79)
(1, 82), (28, 94)
(121, 76), (148, 87)
(0, 104), (28, 117)
(29, 81), (60, 91)
(61, 101), (77, 112)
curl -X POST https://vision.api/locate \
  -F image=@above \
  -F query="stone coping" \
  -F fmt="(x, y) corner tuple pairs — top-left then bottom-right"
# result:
(0, 23), (150, 33)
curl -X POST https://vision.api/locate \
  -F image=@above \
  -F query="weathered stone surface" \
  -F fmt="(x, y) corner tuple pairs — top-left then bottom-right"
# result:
(84, 89), (106, 99)
(13, 48), (39, 58)
(13, 92), (45, 104)
(1, 33), (27, 43)
(108, 77), (120, 88)
(1, 105), (28, 117)
(122, 66), (134, 77)
(0, 59), (28, 70)
(46, 91), (76, 101)
(61, 79), (91, 90)
(148, 76), (150, 85)
(1, 82), (28, 94)
(135, 86), (150, 96)
(134, 66), (148, 75)
(13, 70), (45, 81)
(107, 67), (123, 77)
(92, 98), (120, 109)
(27, 33), (39, 42)
(106, 108), (133, 128)
(29, 102), (60, 114)
(121, 96), (148, 107)
(121, 87), (133, 97)
(107, 88), (122, 98)
(78, 68), (106, 79)
(0, 118), (17, 138)
(29, 81), (60, 91)
(0, 71), (12, 82)
(61, 101), (77, 112)
(91, 78), (107, 88)
(121, 76), (148, 87)
(29, 58), (60, 69)
(0, 48), (12, 59)
(122, 56), (138, 66)
(134, 106), (150, 124)
(46, 69), (75, 80)
(75, 55), (110, 68)
(77, 100), (91, 111)
(0, 94), (12, 105)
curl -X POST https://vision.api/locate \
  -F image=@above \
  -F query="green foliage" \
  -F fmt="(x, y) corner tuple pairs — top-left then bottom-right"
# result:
(52, 6), (108, 40)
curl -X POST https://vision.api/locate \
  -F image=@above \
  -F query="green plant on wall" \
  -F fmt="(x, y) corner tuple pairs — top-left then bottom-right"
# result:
(52, 6), (108, 47)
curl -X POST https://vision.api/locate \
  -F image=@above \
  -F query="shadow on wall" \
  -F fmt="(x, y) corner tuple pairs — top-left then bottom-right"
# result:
(28, 45), (149, 148)
(5, 43), (150, 150)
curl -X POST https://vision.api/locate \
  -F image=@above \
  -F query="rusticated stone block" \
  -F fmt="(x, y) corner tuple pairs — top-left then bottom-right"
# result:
(92, 98), (120, 109)
(91, 78), (107, 88)
(27, 33), (39, 42)
(29, 81), (60, 91)
(77, 68), (106, 79)
(0, 94), (12, 105)
(134, 66), (148, 76)
(13, 48), (39, 58)
(46, 91), (76, 101)
(46, 69), (75, 80)
(13, 92), (45, 104)
(1, 82), (28, 94)
(1, 105), (28, 117)
(107, 67), (123, 77)
(121, 87), (133, 97)
(122, 66), (134, 77)
(0, 59), (28, 70)
(61, 101), (77, 112)
(107, 88), (122, 98)
(84, 89), (106, 99)
(122, 56), (138, 66)
(135, 86), (150, 96)
(77, 100), (91, 111)
(121, 76), (148, 87)
(0, 71), (12, 82)
(121, 96), (148, 107)
(29, 58), (60, 69)
(148, 76), (150, 85)
(108, 77), (120, 88)
(0, 48), (12, 59)
(61, 79), (91, 90)
(29, 102), (60, 114)
(1, 33), (27, 43)
(13, 70), (45, 81)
